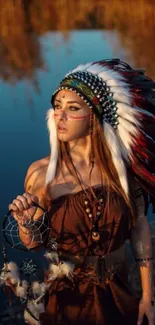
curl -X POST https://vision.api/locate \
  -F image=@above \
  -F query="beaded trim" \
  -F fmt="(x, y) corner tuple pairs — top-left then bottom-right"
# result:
(51, 71), (119, 129)
(83, 191), (104, 243)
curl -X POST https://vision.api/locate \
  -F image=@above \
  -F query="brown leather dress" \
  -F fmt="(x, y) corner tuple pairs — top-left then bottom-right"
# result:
(40, 186), (148, 325)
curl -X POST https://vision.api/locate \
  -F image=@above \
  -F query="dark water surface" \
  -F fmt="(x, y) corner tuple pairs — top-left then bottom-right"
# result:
(0, 29), (154, 318)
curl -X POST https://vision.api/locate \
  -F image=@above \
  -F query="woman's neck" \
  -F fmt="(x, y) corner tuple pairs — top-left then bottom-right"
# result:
(68, 135), (92, 167)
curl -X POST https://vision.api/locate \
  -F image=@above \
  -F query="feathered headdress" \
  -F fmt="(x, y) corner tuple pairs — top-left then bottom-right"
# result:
(46, 59), (155, 210)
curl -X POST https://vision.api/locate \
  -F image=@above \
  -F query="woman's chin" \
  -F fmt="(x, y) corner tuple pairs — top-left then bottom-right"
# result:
(57, 133), (70, 142)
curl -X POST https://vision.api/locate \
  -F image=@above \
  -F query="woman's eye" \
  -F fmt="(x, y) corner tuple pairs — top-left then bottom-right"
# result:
(54, 105), (61, 110)
(69, 106), (80, 111)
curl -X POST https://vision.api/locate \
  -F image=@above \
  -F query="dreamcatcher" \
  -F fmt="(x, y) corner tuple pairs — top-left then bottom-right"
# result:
(0, 201), (75, 325)
(2, 201), (49, 251)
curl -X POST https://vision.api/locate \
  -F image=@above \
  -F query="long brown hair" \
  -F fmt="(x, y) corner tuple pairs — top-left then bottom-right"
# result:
(54, 114), (135, 224)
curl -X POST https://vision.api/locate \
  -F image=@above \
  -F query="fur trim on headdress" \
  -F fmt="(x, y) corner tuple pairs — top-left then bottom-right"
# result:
(45, 109), (58, 185)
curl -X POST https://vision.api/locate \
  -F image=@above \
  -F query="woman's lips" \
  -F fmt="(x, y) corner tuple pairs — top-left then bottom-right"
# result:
(57, 125), (67, 133)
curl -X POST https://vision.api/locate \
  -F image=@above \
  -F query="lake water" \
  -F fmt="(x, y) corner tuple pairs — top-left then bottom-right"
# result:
(0, 29), (154, 316)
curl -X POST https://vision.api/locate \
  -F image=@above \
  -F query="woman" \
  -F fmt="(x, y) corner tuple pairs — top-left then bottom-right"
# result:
(8, 59), (155, 325)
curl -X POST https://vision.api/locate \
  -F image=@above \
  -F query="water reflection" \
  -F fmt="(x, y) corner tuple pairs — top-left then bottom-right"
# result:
(0, 0), (155, 84)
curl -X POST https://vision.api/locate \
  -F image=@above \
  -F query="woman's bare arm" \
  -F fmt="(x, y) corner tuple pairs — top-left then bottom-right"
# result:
(10, 160), (48, 249)
(130, 205), (154, 302)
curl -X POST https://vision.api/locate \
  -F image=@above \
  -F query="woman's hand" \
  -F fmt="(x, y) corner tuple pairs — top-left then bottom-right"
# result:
(8, 192), (39, 226)
(137, 297), (155, 325)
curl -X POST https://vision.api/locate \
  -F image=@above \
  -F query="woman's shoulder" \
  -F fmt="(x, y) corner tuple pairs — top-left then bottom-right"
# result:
(24, 156), (50, 192)
(127, 170), (149, 214)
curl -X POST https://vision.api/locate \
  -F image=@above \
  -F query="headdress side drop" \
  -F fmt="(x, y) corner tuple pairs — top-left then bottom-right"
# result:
(46, 59), (155, 210)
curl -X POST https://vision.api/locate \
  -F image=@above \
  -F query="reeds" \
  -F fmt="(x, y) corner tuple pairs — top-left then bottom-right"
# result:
(0, 0), (155, 82)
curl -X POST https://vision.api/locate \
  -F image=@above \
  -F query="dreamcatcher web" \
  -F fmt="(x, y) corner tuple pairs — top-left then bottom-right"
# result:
(20, 259), (37, 276)
(3, 211), (51, 251)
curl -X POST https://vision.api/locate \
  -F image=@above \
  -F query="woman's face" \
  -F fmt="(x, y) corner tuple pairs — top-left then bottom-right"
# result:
(53, 89), (91, 142)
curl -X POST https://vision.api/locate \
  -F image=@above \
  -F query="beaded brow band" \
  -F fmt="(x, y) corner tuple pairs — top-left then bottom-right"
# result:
(52, 71), (119, 129)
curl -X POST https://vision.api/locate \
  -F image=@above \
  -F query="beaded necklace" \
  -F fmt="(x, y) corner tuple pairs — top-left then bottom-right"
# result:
(83, 189), (104, 243)
(69, 162), (104, 242)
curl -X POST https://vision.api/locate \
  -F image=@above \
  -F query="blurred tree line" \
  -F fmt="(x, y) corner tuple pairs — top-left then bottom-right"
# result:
(0, 0), (155, 83)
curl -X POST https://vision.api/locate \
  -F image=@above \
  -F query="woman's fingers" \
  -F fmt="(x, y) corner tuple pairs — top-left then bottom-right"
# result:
(13, 199), (26, 211)
(16, 195), (29, 210)
(8, 202), (19, 212)
(23, 193), (39, 206)
(137, 307), (144, 325)
(8, 193), (39, 215)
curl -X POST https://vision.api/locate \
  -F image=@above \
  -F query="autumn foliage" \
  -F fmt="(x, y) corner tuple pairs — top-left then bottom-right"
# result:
(0, 0), (155, 82)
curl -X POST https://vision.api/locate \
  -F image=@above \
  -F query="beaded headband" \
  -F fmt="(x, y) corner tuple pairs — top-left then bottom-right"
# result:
(46, 59), (155, 210)
(51, 71), (118, 129)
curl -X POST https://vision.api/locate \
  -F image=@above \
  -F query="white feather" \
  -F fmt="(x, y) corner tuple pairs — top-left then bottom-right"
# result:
(48, 261), (75, 281)
(110, 87), (131, 97)
(87, 64), (110, 75)
(100, 67), (126, 80)
(48, 264), (61, 280)
(36, 302), (45, 314)
(68, 63), (125, 93)
(87, 64), (125, 80)
(117, 124), (134, 156)
(32, 281), (47, 296)
(117, 103), (140, 124)
(98, 68), (125, 82)
(88, 65), (128, 88)
(106, 79), (127, 88)
(0, 270), (6, 284)
(70, 62), (93, 74)
(24, 299), (43, 325)
(0, 262), (19, 285)
(45, 109), (58, 185)
(0, 265), (10, 284)
(8, 262), (19, 273)
(104, 122), (128, 196)
(8, 262), (19, 284)
(60, 261), (74, 277)
(21, 280), (29, 290)
(32, 282), (42, 295)
(71, 63), (127, 89)
(113, 93), (132, 105)
(117, 103), (137, 115)
(44, 251), (59, 263)
(118, 116), (139, 135)
(24, 310), (40, 325)
(16, 280), (28, 298)
(116, 133), (130, 162)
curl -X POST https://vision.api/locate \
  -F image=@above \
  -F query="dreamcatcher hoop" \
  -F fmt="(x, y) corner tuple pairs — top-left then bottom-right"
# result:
(0, 202), (76, 324)
(2, 202), (50, 251)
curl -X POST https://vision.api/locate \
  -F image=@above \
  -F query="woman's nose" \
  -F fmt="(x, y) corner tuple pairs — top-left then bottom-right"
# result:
(59, 109), (67, 120)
